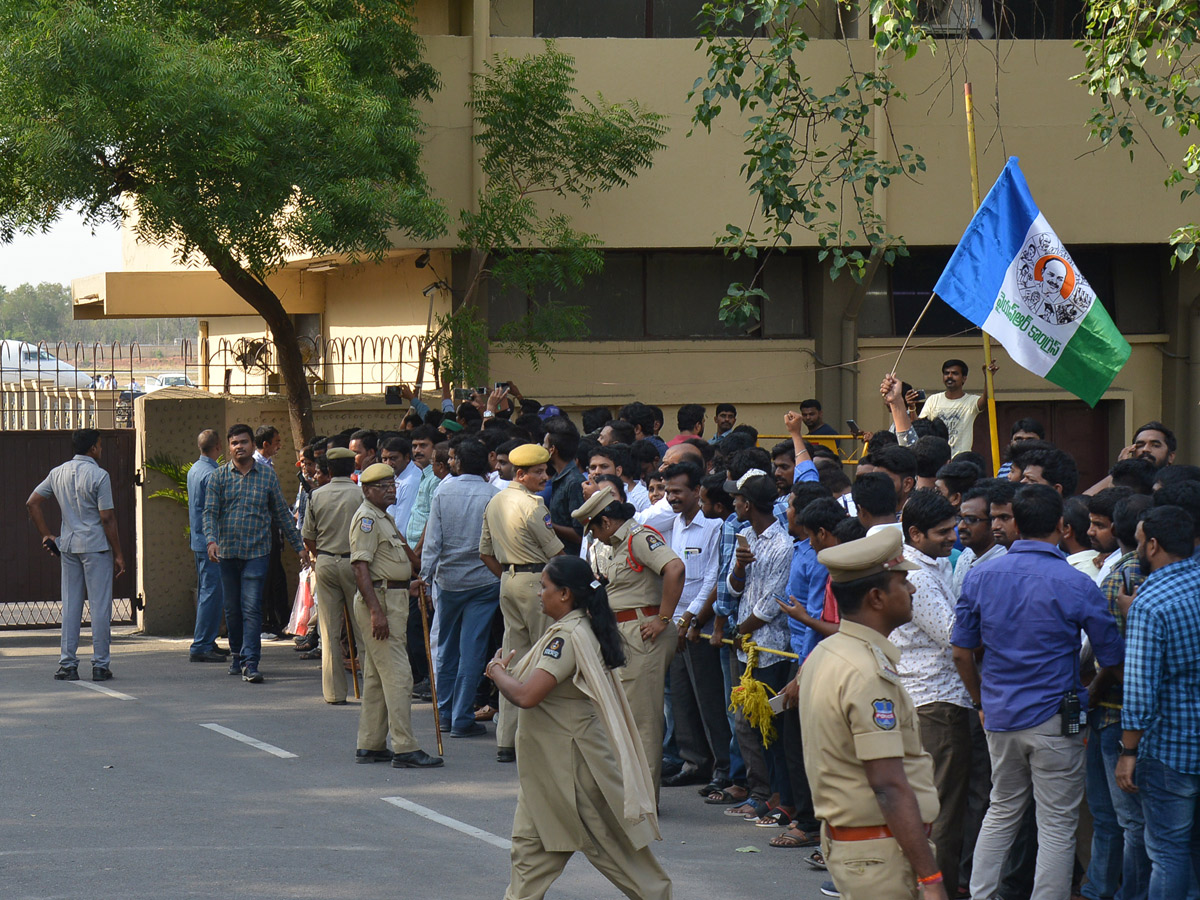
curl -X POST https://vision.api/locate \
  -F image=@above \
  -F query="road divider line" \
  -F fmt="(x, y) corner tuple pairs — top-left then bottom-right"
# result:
(71, 681), (137, 701)
(381, 797), (512, 850)
(199, 723), (298, 759)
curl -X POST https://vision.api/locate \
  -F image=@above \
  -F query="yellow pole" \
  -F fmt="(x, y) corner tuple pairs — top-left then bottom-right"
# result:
(964, 83), (1003, 476)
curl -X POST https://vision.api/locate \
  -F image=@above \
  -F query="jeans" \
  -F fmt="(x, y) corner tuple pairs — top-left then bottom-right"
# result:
(720, 645), (747, 785)
(732, 658), (791, 807)
(435, 582), (499, 732)
(1137, 755), (1200, 900)
(661, 667), (685, 769)
(190, 551), (224, 656)
(1084, 718), (1151, 900)
(219, 555), (269, 670)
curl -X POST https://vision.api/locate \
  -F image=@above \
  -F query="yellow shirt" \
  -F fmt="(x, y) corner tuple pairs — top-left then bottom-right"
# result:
(301, 476), (361, 554)
(797, 619), (939, 828)
(595, 520), (679, 612)
(479, 481), (564, 565)
(349, 499), (411, 583)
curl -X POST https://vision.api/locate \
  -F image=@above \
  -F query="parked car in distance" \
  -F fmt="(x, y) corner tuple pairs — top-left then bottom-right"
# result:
(146, 373), (197, 391)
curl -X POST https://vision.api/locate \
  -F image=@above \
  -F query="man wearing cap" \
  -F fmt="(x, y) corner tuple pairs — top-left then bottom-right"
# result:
(350, 463), (443, 768)
(799, 528), (946, 900)
(573, 483), (685, 795)
(301, 446), (364, 704)
(479, 443), (565, 763)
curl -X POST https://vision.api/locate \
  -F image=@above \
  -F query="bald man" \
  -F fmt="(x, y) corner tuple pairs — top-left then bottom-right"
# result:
(636, 442), (705, 532)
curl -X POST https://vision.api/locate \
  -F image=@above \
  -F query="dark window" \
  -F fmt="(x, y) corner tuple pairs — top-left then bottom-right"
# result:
(891, 248), (976, 337)
(989, 0), (1086, 38)
(533, 0), (759, 38)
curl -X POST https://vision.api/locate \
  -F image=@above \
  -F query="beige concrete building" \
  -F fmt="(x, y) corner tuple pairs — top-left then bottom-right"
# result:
(72, 0), (1200, 489)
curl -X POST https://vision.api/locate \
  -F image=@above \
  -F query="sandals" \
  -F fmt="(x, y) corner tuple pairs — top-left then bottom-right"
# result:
(704, 785), (749, 805)
(753, 808), (793, 827)
(699, 777), (733, 797)
(724, 798), (770, 819)
(802, 849), (827, 870)
(769, 825), (820, 847)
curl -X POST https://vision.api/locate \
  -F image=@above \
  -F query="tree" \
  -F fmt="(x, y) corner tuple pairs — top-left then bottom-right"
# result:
(1078, 0), (1200, 264)
(0, 0), (446, 446)
(426, 42), (667, 387)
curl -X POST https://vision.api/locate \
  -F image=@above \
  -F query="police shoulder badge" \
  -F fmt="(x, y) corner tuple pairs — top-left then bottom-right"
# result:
(360, 518), (374, 533)
(644, 532), (665, 552)
(544, 513), (553, 529)
(872, 698), (897, 730)
(543, 637), (564, 659)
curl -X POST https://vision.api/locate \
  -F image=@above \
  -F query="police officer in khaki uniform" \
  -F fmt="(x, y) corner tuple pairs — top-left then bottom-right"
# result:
(350, 463), (442, 768)
(300, 446), (363, 704)
(479, 443), (565, 763)
(573, 484), (684, 796)
(797, 528), (947, 900)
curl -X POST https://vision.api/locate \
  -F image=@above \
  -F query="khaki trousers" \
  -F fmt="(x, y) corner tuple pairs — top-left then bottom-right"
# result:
(353, 587), (418, 754)
(505, 754), (672, 900)
(823, 830), (934, 900)
(313, 556), (362, 703)
(496, 571), (548, 750)
(917, 701), (972, 894)
(616, 612), (676, 798)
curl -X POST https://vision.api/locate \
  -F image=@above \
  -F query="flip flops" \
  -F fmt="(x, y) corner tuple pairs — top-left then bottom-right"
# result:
(705, 786), (750, 805)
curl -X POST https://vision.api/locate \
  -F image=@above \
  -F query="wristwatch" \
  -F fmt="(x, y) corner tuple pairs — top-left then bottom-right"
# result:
(1118, 743), (1139, 757)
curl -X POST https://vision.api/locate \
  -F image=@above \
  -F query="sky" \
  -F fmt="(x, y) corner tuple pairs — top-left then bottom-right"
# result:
(0, 216), (123, 291)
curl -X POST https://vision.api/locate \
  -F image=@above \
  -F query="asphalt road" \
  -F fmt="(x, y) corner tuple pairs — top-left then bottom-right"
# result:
(1, 626), (830, 900)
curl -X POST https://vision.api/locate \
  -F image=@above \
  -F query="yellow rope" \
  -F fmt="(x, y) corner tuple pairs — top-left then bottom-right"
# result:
(726, 640), (780, 748)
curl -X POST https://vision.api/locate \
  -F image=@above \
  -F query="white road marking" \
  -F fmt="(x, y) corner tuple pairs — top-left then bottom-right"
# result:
(381, 797), (512, 850)
(71, 681), (137, 701)
(199, 723), (298, 759)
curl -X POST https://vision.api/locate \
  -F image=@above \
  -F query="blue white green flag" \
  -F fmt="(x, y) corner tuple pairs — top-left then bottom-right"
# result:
(933, 157), (1130, 406)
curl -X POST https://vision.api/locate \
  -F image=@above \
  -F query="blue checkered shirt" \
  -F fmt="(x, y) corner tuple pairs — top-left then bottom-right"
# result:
(1122, 556), (1200, 774)
(203, 460), (303, 559)
(714, 513), (749, 623)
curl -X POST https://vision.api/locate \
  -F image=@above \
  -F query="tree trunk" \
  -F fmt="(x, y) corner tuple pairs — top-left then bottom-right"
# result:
(197, 242), (316, 448)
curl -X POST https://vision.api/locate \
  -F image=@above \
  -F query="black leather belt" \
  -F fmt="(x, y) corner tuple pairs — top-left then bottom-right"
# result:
(317, 550), (351, 558)
(373, 580), (409, 590)
(506, 563), (543, 574)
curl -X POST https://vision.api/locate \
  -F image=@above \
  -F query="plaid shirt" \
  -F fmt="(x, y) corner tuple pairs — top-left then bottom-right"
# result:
(714, 513), (749, 623)
(1094, 551), (1144, 729)
(203, 460), (303, 559)
(1123, 556), (1200, 774)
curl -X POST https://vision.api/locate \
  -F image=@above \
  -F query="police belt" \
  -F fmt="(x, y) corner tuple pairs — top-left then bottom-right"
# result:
(505, 563), (544, 574)
(373, 579), (409, 591)
(826, 822), (932, 842)
(317, 550), (351, 558)
(614, 605), (662, 624)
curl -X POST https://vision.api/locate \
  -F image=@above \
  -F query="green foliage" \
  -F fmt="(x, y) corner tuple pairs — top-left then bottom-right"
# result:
(143, 453), (192, 507)
(690, 0), (929, 323)
(0, 281), (195, 345)
(1077, 0), (1200, 266)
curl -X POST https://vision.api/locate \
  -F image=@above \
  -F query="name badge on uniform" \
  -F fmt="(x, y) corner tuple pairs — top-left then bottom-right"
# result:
(360, 518), (374, 533)
(543, 637), (564, 659)
(872, 699), (897, 730)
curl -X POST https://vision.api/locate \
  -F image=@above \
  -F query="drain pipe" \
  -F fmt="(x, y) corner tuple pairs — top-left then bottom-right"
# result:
(1190, 297), (1200, 459)
(840, 251), (883, 430)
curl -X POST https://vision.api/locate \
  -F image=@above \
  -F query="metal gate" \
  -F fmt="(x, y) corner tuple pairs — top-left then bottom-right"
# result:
(0, 430), (138, 628)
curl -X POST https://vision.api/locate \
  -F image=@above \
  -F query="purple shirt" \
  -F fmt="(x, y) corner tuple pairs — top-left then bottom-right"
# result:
(952, 540), (1124, 733)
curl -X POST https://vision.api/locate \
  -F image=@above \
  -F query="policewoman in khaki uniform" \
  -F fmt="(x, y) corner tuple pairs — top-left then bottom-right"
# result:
(479, 444), (564, 762)
(300, 446), (363, 704)
(798, 528), (947, 900)
(486, 555), (671, 900)
(573, 484), (684, 795)
(350, 463), (442, 768)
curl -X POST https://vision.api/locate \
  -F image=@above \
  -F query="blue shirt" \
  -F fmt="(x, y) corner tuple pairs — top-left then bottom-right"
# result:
(953, 540), (1124, 732)
(773, 459), (819, 529)
(187, 455), (219, 553)
(1122, 556), (1200, 774)
(785, 538), (829, 658)
(714, 513), (750, 623)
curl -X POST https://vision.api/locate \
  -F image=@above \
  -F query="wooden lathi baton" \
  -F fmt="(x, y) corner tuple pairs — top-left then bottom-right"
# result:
(417, 582), (443, 756)
(344, 605), (361, 700)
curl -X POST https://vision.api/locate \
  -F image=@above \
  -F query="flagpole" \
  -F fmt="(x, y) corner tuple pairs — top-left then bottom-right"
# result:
(965, 82), (1003, 476)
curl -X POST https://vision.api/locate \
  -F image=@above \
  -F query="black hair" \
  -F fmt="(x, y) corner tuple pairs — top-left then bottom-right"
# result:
(590, 443), (630, 475)
(912, 417), (950, 442)
(1155, 465), (1200, 489)
(1011, 417), (1045, 439)
(576, 437), (601, 473)
(799, 398), (822, 411)
(901, 488), (958, 539)
(1022, 448), (1079, 496)
(800, 497), (847, 535)
(716, 431), (755, 457)
(543, 415), (580, 462)
(914, 436), (953, 479)
(1009, 439), (1056, 470)
(1088, 486), (1134, 522)
(1134, 421), (1177, 454)
(942, 358), (969, 378)
(833, 516), (867, 543)
(662, 460), (704, 489)
(326, 433), (350, 449)
(791, 480), (832, 514)
(960, 484), (993, 507)
(936, 460), (981, 498)
(1013, 483), (1063, 539)
(409, 424), (440, 446)
(594, 500), (637, 524)
(582, 406), (612, 435)
(603, 419), (637, 444)
(1062, 496), (1091, 543)
(253, 425), (279, 449)
(701, 474), (733, 511)
(645, 471), (665, 485)
(728, 447), (772, 480)
(819, 464), (852, 495)
(497, 437), (524, 456)
(832, 570), (896, 617)
(301, 444), (316, 462)
(453, 438), (490, 476)
(1113, 494), (1154, 549)
(592, 474), (627, 501)
(618, 401), (656, 437)
(953, 450), (988, 473)
(738, 474), (777, 513)
(680, 436), (716, 469)
(677, 404), (706, 433)
(227, 423), (254, 442)
(1153, 480), (1200, 540)
(866, 431), (898, 455)
(516, 413), (546, 443)
(771, 439), (795, 462)
(716, 402), (737, 416)
(1109, 458), (1157, 494)
(730, 423), (759, 443)
(649, 406), (664, 429)
(71, 428), (101, 456)
(852, 472), (898, 518)
(543, 556), (626, 669)
(402, 412), (423, 429)
(350, 429), (378, 452)
(457, 403), (483, 424)
(628, 439), (662, 471)
(315, 456), (330, 475)
(328, 455), (355, 478)
(1139, 505), (1195, 559)
(872, 444), (918, 482)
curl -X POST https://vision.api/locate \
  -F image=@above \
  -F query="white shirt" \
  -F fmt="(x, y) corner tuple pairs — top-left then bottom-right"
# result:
(891, 544), (972, 709)
(952, 543), (1007, 597)
(636, 496), (674, 533)
(627, 480), (650, 512)
(1095, 549), (1121, 586)
(488, 471), (511, 492)
(668, 510), (721, 619)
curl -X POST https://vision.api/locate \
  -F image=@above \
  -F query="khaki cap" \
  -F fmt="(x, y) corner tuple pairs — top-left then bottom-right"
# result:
(817, 528), (918, 583)
(572, 483), (618, 527)
(325, 447), (355, 460)
(509, 443), (551, 468)
(360, 462), (396, 484)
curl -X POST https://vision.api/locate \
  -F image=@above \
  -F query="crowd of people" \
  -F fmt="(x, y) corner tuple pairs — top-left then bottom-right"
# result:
(28, 363), (1200, 900)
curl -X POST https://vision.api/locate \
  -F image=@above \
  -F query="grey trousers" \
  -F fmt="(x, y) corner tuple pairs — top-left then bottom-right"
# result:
(60, 550), (114, 669)
(970, 714), (1085, 900)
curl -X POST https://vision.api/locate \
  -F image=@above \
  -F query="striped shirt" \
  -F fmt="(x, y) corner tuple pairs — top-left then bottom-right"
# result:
(1122, 556), (1200, 774)
(202, 460), (303, 559)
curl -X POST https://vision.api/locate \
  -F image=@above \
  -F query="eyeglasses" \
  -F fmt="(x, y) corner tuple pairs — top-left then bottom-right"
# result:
(957, 515), (986, 525)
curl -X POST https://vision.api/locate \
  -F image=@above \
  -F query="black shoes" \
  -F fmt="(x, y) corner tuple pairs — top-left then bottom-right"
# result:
(242, 666), (264, 683)
(355, 748), (394, 764)
(392, 749), (444, 768)
(497, 746), (516, 763)
(662, 763), (708, 787)
(450, 723), (488, 738)
(92, 666), (113, 682)
(227, 660), (242, 676)
(411, 678), (433, 702)
(189, 650), (226, 663)
(54, 665), (79, 681)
